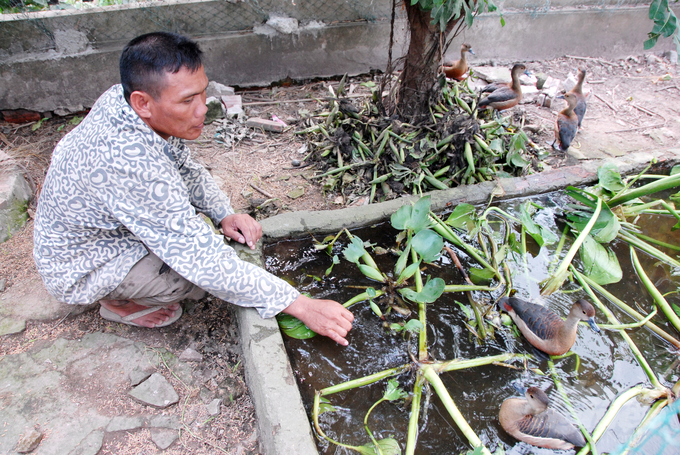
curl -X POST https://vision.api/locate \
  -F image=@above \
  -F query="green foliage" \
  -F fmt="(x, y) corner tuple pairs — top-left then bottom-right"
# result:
(399, 276), (446, 303)
(356, 438), (401, 455)
(645, 0), (680, 54)
(597, 163), (625, 194)
(446, 203), (476, 231)
(344, 236), (369, 264)
(391, 196), (432, 233)
(518, 201), (558, 248)
(411, 0), (501, 32)
(579, 235), (622, 285)
(411, 228), (444, 262)
(276, 314), (316, 339)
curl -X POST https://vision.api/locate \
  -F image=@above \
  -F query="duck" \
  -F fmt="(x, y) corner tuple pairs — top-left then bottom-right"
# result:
(499, 386), (587, 450)
(498, 297), (600, 356)
(478, 63), (528, 116)
(568, 68), (587, 128)
(443, 43), (475, 80)
(551, 92), (579, 152)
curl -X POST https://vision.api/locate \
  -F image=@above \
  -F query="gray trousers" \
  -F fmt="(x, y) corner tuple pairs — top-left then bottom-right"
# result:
(102, 251), (206, 306)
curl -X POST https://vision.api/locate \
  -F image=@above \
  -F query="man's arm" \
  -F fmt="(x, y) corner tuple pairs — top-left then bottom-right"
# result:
(281, 294), (354, 346)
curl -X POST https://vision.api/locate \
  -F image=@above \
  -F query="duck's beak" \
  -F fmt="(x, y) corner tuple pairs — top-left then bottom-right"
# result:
(587, 317), (600, 333)
(512, 383), (527, 394)
(468, 49), (476, 55)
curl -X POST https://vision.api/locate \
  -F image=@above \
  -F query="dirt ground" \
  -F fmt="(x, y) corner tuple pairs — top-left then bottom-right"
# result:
(1, 53), (679, 454)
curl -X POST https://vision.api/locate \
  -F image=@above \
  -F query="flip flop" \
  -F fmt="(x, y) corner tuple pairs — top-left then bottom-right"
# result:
(99, 304), (183, 328)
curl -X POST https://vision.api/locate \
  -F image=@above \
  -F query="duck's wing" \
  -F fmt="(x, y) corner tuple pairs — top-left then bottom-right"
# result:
(506, 298), (562, 340)
(517, 409), (586, 449)
(574, 98), (587, 127)
(557, 115), (578, 150)
(479, 87), (516, 106)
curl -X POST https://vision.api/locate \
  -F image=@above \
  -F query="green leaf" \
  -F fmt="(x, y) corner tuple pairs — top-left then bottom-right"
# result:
(397, 260), (421, 284)
(455, 300), (474, 320)
(390, 196), (431, 233)
(318, 397), (337, 415)
(394, 242), (411, 276)
(403, 319), (424, 333)
(649, 0), (667, 21)
(384, 379), (409, 401)
(566, 202), (620, 244)
(343, 236), (367, 264)
(518, 202), (558, 247)
(399, 277), (446, 303)
(469, 267), (495, 284)
(579, 235), (623, 285)
(356, 438), (401, 455)
(644, 36), (660, 50)
(325, 254), (340, 276)
(446, 203), (476, 231)
(598, 163), (625, 193)
(411, 229), (443, 262)
(276, 314), (317, 339)
(370, 300), (383, 318)
(359, 264), (386, 282)
(671, 165), (680, 176)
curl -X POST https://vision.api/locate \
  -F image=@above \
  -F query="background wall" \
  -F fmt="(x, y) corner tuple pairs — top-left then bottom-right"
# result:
(0, 0), (675, 113)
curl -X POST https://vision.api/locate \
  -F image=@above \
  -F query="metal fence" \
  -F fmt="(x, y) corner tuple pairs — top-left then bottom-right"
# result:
(0, 0), (395, 58)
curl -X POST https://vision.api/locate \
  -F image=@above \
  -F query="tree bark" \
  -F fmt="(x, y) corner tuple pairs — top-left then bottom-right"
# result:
(395, 3), (464, 122)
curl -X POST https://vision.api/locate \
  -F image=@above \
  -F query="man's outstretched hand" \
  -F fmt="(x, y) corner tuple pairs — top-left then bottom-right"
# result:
(282, 294), (354, 346)
(220, 213), (262, 249)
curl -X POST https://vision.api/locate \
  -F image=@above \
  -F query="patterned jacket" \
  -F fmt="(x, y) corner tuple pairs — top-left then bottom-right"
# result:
(33, 85), (299, 318)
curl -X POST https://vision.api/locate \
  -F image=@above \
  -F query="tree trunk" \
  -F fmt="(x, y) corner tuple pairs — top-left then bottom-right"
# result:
(395, 3), (463, 122)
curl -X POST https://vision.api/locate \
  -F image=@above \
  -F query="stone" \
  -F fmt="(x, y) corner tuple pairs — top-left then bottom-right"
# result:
(286, 187), (305, 199)
(216, 375), (247, 404)
(291, 159), (301, 167)
(129, 366), (153, 386)
(246, 117), (284, 133)
(222, 95), (243, 117)
(204, 97), (224, 124)
(666, 50), (679, 65)
(150, 428), (178, 450)
(148, 414), (182, 430)
(535, 72), (549, 90)
(0, 317), (26, 336)
(471, 66), (510, 84)
(519, 73), (537, 86)
(0, 169), (33, 243)
(206, 398), (222, 416)
(106, 416), (144, 432)
(0, 277), (6, 292)
(14, 428), (42, 453)
(519, 86), (539, 104)
(266, 15), (299, 34)
(128, 373), (179, 408)
(207, 81), (235, 98)
(561, 73), (578, 93)
(179, 347), (203, 362)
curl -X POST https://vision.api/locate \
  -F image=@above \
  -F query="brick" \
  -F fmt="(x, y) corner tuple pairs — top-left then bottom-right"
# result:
(246, 117), (284, 133)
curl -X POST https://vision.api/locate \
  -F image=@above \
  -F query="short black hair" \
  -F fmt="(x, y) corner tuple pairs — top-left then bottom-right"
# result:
(120, 32), (203, 103)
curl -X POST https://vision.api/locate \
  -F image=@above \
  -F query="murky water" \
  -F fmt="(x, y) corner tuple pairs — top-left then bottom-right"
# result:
(264, 191), (680, 455)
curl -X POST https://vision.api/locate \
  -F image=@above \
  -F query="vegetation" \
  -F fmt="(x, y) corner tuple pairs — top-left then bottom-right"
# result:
(278, 161), (680, 454)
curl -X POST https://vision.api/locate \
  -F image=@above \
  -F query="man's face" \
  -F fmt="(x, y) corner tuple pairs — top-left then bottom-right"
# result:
(145, 65), (209, 140)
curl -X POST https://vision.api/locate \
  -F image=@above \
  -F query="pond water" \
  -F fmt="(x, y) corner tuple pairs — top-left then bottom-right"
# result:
(264, 190), (680, 455)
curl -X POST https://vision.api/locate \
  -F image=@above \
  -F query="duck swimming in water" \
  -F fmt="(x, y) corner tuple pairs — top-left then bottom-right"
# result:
(443, 43), (474, 80)
(498, 297), (600, 356)
(499, 386), (587, 450)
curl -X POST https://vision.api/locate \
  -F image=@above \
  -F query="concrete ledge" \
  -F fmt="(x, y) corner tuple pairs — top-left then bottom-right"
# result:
(241, 148), (680, 454)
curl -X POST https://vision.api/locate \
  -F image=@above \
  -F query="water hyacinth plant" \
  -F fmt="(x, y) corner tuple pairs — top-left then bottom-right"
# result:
(275, 161), (680, 454)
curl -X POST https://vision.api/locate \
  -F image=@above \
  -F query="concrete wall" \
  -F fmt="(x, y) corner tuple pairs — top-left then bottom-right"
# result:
(0, 0), (676, 113)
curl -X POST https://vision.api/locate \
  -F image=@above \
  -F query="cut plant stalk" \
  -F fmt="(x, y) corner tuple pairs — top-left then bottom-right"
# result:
(630, 247), (680, 333)
(541, 198), (602, 296)
(575, 272), (680, 349)
(421, 364), (491, 455)
(619, 230), (680, 269)
(608, 171), (680, 207)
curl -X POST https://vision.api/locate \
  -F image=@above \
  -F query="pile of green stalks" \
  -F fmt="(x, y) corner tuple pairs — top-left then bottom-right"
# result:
(295, 76), (543, 202)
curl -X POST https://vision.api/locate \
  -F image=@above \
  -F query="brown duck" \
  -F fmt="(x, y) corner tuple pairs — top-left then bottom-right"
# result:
(499, 297), (600, 356)
(443, 43), (474, 80)
(500, 386), (587, 450)
(568, 68), (587, 128)
(552, 92), (579, 152)
(478, 63), (528, 115)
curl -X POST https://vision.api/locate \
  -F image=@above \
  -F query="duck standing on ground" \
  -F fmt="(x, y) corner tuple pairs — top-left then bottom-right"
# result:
(568, 68), (587, 128)
(551, 92), (579, 152)
(478, 63), (527, 116)
(443, 43), (475, 80)
(499, 386), (587, 450)
(498, 297), (600, 356)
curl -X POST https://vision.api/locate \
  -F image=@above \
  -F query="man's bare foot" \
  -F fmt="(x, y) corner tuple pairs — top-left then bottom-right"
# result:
(99, 300), (180, 328)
